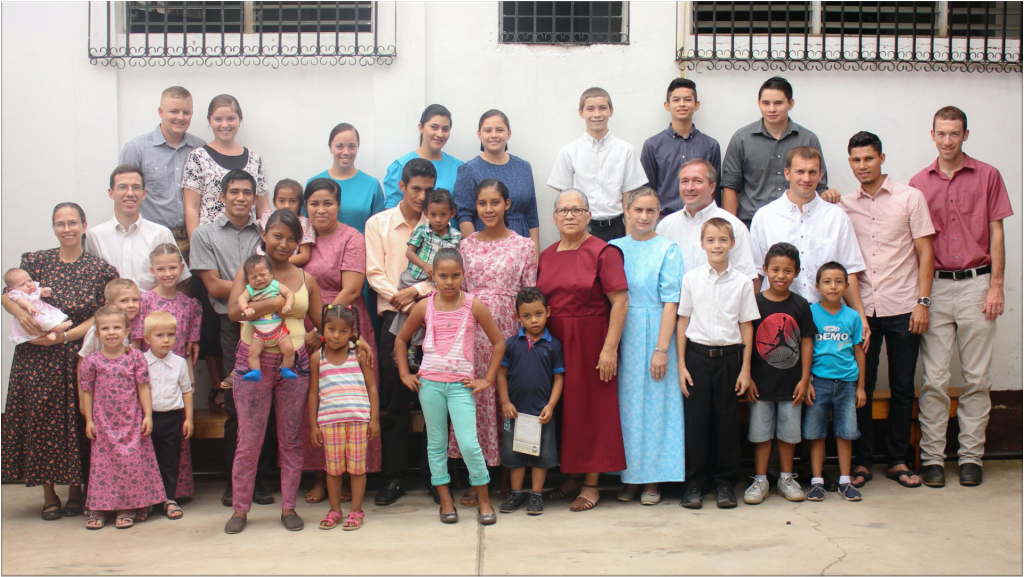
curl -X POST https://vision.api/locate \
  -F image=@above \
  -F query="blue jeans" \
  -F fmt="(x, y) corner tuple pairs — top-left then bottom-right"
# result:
(418, 378), (491, 487)
(803, 377), (861, 441)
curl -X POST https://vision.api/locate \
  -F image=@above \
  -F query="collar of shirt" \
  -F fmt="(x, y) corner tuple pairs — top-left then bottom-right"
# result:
(925, 153), (978, 180)
(517, 327), (554, 349)
(214, 213), (259, 231)
(683, 201), (721, 223)
(754, 118), (799, 140)
(703, 262), (734, 280)
(582, 131), (615, 149)
(112, 214), (143, 235)
(666, 124), (702, 141)
(431, 225), (459, 241)
(144, 349), (176, 367)
(391, 204), (428, 232)
(778, 191), (821, 215)
(855, 175), (895, 199)
(148, 124), (203, 150)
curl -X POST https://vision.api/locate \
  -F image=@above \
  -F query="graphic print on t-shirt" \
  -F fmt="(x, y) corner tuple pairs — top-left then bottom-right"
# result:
(755, 312), (801, 369)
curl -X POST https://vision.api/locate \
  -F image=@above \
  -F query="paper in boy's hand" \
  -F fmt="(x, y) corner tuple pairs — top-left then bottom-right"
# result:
(512, 413), (542, 456)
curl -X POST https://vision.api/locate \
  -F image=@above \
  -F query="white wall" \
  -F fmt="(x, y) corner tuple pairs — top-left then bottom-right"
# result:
(3, 2), (1021, 403)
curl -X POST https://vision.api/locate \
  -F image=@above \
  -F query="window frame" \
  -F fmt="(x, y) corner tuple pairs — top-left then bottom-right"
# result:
(499, 1), (631, 45)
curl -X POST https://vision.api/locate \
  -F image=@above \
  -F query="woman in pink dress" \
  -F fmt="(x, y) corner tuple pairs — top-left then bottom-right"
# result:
(300, 178), (381, 504)
(449, 179), (538, 507)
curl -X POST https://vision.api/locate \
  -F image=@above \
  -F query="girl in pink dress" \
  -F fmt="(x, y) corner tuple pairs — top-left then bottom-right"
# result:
(448, 179), (538, 507)
(80, 305), (166, 529)
(129, 243), (202, 501)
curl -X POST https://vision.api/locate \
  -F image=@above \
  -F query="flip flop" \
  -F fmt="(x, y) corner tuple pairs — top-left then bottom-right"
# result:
(851, 469), (873, 488)
(886, 468), (922, 488)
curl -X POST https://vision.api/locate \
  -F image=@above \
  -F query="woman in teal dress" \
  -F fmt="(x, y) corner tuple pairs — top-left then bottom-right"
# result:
(306, 123), (385, 234)
(382, 104), (462, 209)
(610, 187), (685, 505)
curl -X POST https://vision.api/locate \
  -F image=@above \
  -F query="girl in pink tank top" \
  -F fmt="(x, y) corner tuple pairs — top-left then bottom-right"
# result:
(394, 248), (507, 525)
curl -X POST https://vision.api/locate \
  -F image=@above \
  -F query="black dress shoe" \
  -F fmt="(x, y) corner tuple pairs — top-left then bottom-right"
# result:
(375, 482), (405, 506)
(428, 484), (441, 505)
(823, 473), (840, 492)
(959, 463), (983, 486)
(253, 483), (275, 505)
(680, 487), (703, 509)
(221, 486), (233, 507)
(716, 485), (738, 509)
(921, 464), (946, 488)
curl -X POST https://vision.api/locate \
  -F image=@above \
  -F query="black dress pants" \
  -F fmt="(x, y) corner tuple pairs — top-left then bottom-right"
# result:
(684, 348), (741, 492)
(151, 410), (184, 500)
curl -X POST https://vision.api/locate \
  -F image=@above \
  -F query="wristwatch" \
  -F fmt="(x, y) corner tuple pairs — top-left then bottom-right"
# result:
(917, 297), (931, 307)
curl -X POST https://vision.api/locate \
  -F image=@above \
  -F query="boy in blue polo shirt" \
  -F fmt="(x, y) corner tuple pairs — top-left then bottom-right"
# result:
(805, 262), (867, 502)
(497, 287), (565, 516)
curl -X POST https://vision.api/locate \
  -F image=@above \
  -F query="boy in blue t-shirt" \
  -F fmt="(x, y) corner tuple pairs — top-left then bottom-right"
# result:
(805, 262), (866, 502)
(497, 288), (565, 516)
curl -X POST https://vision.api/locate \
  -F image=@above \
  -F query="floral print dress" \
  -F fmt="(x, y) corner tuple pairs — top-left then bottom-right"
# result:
(448, 233), (538, 466)
(80, 348), (166, 510)
(181, 146), (267, 226)
(2, 249), (118, 487)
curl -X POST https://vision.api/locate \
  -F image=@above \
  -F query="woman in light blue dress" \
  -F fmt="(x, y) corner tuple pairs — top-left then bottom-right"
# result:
(610, 187), (685, 505)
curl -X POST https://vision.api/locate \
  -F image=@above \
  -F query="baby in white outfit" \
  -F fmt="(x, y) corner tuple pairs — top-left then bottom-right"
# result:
(5, 268), (72, 343)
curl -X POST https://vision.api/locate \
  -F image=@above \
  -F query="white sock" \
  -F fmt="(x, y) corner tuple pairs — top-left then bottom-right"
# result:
(812, 477), (824, 486)
(754, 475), (767, 482)
(780, 472), (793, 479)
(840, 475), (851, 485)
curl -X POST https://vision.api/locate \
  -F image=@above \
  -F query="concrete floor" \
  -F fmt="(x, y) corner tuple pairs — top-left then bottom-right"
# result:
(2, 461), (1021, 575)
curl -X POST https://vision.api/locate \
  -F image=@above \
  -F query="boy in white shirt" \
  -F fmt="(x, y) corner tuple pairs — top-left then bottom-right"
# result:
(141, 310), (193, 520)
(677, 217), (759, 510)
(547, 87), (647, 241)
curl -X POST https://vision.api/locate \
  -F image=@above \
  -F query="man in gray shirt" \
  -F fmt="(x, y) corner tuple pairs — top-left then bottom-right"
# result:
(720, 77), (835, 228)
(120, 86), (204, 255)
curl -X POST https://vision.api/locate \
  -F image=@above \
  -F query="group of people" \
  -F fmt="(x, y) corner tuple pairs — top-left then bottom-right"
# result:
(1, 76), (1010, 533)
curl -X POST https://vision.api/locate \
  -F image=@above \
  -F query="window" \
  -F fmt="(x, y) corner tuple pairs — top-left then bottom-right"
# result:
(90, 1), (396, 66)
(500, 1), (629, 44)
(680, 1), (1021, 72)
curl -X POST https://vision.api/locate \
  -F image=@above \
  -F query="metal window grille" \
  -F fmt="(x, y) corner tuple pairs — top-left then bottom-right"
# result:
(679, 1), (1022, 72)
(89, 1), (396, 67)
(500, 1), (629, 44)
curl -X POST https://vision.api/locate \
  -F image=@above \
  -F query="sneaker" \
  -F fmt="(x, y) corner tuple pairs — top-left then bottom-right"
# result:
(499, 491), (527, 513)
(806, 483), (827, 501)
(526, 493), (544, 515)
(776, 475), (805, 502)
(743, 478), (769, 505)
(838, 483), (862, 502)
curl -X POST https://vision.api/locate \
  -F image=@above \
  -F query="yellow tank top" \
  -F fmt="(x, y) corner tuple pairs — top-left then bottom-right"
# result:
(241, 272), (309, 353)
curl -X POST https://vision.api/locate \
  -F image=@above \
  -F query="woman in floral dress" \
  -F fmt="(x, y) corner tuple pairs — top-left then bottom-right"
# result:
(1, 202), (119, 520)
(449, 179), (538, 506)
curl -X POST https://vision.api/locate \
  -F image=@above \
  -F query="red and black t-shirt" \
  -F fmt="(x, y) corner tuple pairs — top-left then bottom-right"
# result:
(751, 292), (817, 402)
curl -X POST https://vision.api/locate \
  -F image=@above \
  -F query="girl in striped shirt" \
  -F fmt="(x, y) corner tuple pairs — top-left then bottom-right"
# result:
(308, 304), (379, 531)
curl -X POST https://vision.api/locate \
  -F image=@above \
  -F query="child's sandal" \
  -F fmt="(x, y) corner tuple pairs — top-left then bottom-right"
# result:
(134, 506), (150, 522)
(319, 510), (343, 530)
(115, 510), (134, 529)
(164, 500), (183, 520)
(85, 511), (106, 530)
(342, 510), (365, 531)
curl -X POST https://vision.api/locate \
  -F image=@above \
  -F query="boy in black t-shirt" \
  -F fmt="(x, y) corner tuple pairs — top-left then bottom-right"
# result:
(497, 288), (565, 516)
(743, 242), (817, 505)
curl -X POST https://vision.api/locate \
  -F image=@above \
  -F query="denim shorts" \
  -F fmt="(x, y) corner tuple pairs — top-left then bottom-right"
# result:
(500, 416), (559, 470)
(802, 376), (861, 440)
(748, 400), (802, 444)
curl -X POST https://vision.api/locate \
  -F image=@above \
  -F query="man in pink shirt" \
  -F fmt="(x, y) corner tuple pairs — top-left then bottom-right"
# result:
(365, 158), (435, 506)
(909, 106), (1013, 488)
(840, 131), (935, 490)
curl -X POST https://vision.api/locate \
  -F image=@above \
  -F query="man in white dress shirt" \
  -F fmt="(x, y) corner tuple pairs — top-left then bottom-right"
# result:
(547, 87), (647, 241)
(656, 158), (758, 283)
(85, 164), (191, 292)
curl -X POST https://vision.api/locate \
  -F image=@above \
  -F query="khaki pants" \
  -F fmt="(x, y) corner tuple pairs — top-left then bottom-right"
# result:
(918, 275), (995, 467)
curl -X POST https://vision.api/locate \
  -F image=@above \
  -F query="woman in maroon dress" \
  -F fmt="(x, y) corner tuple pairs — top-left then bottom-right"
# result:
(536, 189), (629, 512)
(2, 203), (119, 520)
(300, 178), (381, 504)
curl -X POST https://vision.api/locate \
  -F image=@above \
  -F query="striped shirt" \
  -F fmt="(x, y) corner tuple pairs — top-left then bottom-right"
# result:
(720, 118), (828, 221)
(316, 353), (371, 425)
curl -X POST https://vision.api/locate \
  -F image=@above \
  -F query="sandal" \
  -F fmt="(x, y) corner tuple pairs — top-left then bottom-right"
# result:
(115, 510), (135, 529)
(569, 484), (600, 512)
(319, 510), (343, 530)
(208, 390), (227, 415)
(85, 510), (106, 530)
(460, 490), (478, 508)
(63, 499), (84, 518)
(41, 497), (62, 521)
(305, 483), (327, 504)
(851, 468), (873, 488)
(164, 500), (184, 520)
(342, 510), (365, 531)
(544, 479), (582, 501)
(134, 506), (150, 522)
(886, 468), (922, 488)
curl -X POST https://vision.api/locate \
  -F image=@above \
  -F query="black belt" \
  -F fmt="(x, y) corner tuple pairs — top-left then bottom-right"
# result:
(935, 265), (990, 281)
(590, 215), (622, 228)
(688, 342), (744, 358)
